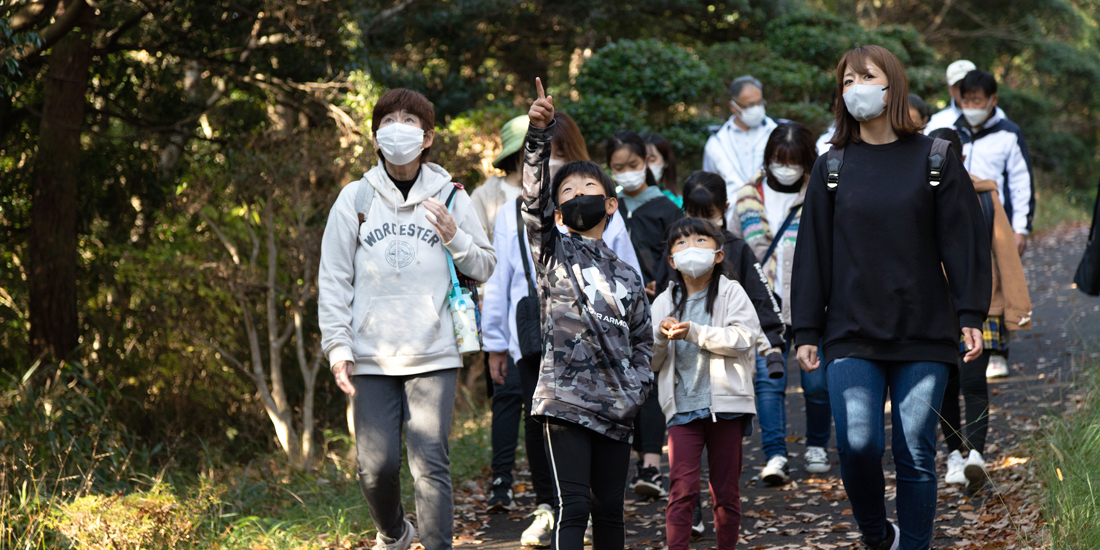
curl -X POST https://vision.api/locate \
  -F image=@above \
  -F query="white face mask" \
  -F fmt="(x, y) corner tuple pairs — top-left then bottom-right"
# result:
(672, 246), (718, 279)
(843, 84), (889, 122)
(769, 163), (805, 186)
(376, 122), (425, 166)
(548, 158), (565, 180)
(706, 215), (725, 229)
(962, 98), (993, 127)
(733, 101), (766, 127)
(649, 163), (664, 182)
(614, 169), (647, 192)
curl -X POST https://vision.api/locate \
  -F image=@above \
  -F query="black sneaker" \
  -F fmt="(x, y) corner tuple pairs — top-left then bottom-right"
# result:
(630, 463), (667, 498)
(691, 494), (705, 537)
(487, 477), (514, 512)
(857, 521), (899, 550)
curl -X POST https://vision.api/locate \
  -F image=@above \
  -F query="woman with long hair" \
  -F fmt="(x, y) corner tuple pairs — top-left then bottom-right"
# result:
(791, 45), (991, 550)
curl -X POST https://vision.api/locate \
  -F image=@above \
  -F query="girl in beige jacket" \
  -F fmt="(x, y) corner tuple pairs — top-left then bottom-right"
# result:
(651, 217), (765, 550)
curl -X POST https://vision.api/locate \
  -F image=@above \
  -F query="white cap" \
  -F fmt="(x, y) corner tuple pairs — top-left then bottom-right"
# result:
(946, 60), (977, 86)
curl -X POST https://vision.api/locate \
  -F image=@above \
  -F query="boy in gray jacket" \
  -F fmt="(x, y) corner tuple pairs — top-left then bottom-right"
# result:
(522, 79), (653, 550)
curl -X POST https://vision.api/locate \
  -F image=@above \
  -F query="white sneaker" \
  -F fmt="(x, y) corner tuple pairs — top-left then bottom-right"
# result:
(986, 355), (1009, 378)
(583, 516), (593, 546)
(945, 450), (966, 484)
(521, 504), (554, 548)
(372, 519), (415, 550)
(964, 450), (989, 492)
(804, 446), (831, 474)
(760, 455), (791, 485)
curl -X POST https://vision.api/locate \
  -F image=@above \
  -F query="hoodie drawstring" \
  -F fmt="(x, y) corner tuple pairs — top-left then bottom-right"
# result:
(393, 187), (401, 275)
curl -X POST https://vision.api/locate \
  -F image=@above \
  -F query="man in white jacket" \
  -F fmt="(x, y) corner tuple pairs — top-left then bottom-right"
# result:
(318, 89), (496, 550)
(702, 75), (779, 228)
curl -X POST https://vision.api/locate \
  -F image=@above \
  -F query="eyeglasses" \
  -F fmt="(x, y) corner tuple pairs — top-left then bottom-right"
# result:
(733, 99), (767, 109)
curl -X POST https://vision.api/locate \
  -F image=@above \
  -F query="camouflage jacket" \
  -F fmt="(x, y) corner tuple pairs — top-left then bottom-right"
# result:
(521, 124), (654, 442)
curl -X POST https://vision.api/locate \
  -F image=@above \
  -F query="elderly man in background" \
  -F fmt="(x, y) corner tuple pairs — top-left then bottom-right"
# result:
(703, 75), (778, 227)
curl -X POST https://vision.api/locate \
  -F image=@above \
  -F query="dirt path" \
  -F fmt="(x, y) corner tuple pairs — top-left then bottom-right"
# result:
(462, 223), (1099, 550)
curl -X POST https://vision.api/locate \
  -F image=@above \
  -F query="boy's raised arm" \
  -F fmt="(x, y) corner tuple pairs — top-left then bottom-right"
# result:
(521, 77), (556, 265)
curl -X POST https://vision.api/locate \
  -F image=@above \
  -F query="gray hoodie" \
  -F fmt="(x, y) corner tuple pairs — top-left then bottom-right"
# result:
(318, 162), (496, 375)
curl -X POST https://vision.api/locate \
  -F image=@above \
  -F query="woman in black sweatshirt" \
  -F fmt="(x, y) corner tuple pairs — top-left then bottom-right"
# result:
(791, 45), (991, 550)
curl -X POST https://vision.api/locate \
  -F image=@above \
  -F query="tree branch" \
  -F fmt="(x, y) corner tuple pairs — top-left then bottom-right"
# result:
(196, 209), (240, 265)
(179, 324), (253, 381)
(10, 0), (62, 33)
(923, 0), (954, 37)
(13, 0), (90, 62)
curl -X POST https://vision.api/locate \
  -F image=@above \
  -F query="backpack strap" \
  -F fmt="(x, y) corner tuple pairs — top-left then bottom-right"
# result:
(354, 177), (375, 227)
(825, 147), (844, 192)
(928, 138), (949, 187)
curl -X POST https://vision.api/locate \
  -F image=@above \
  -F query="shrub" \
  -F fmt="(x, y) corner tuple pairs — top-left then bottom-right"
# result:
(575, 38), (715, 110)
(52, 484), (216, 550)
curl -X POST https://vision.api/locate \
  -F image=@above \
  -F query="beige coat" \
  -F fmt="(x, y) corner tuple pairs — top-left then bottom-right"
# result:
(971, 175), (1032, 330)
(651, 276), (764, 424)
(469, 175), (512, 244)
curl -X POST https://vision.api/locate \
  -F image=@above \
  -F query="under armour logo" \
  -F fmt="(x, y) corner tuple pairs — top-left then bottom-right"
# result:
(574, 265), (628, 316)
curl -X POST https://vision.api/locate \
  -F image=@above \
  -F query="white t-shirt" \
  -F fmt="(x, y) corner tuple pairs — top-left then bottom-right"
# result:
(501, 182), (521, 202)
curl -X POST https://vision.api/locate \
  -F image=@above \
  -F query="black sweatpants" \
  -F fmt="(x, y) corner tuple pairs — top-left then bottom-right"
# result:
(518, 354), (554, 506)
(940, 351), (991, 454)
(544, 419), (631, 550)
(491, 356), (523, 485)
(631, 385), (666, 455)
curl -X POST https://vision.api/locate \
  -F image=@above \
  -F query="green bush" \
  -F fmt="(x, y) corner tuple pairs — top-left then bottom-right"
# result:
(575, 38), (715, 110)
(52, 484), (216, 550)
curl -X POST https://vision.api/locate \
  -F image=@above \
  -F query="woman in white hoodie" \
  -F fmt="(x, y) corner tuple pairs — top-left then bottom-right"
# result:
(318, 88), (496, 550)
(651, 217), (764, 550)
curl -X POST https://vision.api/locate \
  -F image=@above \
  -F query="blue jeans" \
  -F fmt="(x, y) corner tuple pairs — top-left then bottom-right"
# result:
(828, 358), (949, 550)
(754, 352), (787, 459)
(801, 346), (832, 447)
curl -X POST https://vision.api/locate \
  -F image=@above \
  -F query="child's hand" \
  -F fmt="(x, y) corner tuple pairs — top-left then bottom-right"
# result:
(661, 320), (690, 340)
(529, 78), (554, 128)
(645, 281), (657, 297)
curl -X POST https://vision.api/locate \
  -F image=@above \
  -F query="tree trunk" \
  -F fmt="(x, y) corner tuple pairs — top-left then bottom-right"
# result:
(28, 1), (93, 362)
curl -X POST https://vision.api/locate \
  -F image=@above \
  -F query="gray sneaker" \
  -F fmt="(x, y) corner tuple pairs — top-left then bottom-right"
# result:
(521, 504), (554, 548)
(372, 519), (415, 550)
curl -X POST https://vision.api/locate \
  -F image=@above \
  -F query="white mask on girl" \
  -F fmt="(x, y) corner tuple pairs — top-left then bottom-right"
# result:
(376, 123), (425, 165)
(614, 169), (647, 192)
(649, 163), (664, 182)
(843, 84), (889, 122)
(672, 246), (718, 278)
(768, 163), (805, 186)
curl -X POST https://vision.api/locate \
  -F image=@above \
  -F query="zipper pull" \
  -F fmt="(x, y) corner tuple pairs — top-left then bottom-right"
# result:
(711, 410), (717, 423)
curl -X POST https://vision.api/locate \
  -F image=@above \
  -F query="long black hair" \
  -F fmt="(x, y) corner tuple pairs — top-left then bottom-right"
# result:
(605, 130), (658, 190)
(681, 171), (729, 231)
(664, 217), (727, 319)
(643, 133), (680, 196)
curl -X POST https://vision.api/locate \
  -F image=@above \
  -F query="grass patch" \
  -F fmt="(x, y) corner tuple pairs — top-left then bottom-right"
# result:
(1034, 360), (1100, 549)
(1033, 182), (1095, 234)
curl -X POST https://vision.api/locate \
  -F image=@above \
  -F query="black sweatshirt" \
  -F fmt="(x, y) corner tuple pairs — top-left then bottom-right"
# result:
(791, 135), (991, 366)
(618, 195), (683, 284)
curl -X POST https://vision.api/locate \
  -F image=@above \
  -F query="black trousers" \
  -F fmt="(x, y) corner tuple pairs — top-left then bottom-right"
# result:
(491, 356), (523, 484)
(544, 419), (631, 550)
(940, 351), (991, 454)
(517, 354), (555, 506)
(631, 385), (666, 455)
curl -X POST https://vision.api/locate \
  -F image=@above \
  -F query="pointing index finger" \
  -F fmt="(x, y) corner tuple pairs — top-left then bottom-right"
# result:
(536, 77), (545, 100)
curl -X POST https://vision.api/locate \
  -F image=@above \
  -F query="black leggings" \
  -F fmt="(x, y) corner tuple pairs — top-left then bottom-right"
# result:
(544, 419), (631, 550)
(940, 351), (991, 454)
(518, 355), (555, 507)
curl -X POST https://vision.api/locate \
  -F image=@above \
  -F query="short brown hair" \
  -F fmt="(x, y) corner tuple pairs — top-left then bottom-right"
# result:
(371, 89), (436, 163)
(828, 45), (921, 149)
(551, 111), (590, 162)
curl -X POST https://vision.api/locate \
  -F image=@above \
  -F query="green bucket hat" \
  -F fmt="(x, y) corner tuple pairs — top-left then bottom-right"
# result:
(492, 114), (531, 169)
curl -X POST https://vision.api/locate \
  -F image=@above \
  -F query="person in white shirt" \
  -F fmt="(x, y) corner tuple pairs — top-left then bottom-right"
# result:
(924, 60), (975, 134)
(703, 75), (779, 228)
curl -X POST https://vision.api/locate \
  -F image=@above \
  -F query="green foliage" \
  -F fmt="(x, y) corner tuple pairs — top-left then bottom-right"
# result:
(1035, 360), (1100, 548)
(575, 39), (714, 109)
(52, 484), (216, 549)
(558, 95), (648, 154)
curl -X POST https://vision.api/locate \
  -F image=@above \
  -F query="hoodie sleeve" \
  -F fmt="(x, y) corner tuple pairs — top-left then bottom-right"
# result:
(628, 280), (655, 392)
(791, 155), (834, 348)
(318, 180), (363, 367)
(650, 292), (670, 373)
(937, 151), (993, 330)
(1005, 130), (1035, 234)
(443, 189), (497, 283)
(521, 123), (556, 266)
(734, 241), (786, 351)
(684, 281), (759, 357)
(481, 206), (514, 353)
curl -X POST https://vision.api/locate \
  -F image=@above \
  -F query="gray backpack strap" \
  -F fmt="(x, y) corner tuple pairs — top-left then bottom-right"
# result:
(825, 146), (844, 192)
(354, 177), (375, 228)
(928, 138), (950, 187)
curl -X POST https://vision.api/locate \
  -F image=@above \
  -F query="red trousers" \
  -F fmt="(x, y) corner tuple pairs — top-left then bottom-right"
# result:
(666, 417), (744, 550)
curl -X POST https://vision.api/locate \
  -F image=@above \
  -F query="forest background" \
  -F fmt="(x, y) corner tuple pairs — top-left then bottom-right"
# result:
(1, 0), (1099, 547)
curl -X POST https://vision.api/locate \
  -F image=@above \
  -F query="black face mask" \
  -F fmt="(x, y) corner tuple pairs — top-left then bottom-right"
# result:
(559, 194), (610, 233)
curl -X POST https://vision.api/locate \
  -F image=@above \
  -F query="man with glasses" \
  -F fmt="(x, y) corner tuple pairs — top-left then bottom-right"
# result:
(703, 75), (779, 227)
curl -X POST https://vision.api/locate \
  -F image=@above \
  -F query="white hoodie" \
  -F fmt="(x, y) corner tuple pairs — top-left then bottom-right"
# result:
(318, 162), (496, 376)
